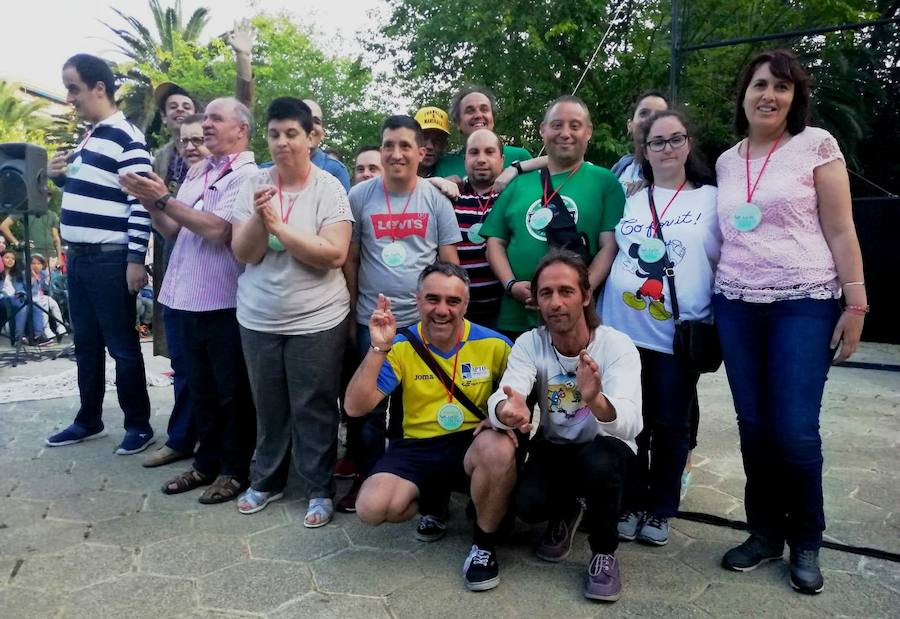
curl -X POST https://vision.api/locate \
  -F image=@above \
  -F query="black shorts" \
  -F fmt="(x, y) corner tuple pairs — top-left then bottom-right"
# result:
(369, 430), (475, 495)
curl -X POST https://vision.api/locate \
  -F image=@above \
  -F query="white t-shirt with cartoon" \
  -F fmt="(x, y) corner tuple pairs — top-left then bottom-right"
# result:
(600, 184), (721, 354)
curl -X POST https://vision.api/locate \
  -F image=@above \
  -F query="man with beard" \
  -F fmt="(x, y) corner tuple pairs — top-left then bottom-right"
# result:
(413, 106), (451, 178)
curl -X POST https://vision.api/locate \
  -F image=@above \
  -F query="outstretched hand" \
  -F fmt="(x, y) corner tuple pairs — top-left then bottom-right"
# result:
(224, 19), (255, 56)
(369, 293), (396, 350)
(575, 350), (602, 404)
(492, 166), (518, 194)
(497, 385), (532, 434)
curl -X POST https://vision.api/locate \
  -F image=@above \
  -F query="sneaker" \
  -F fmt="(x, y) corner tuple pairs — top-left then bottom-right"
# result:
(584, 553), (621, 602)
(722, 534), (784, 571)
(143, 445), (192, 468)
(415, 514), (448, 542)
(333, 457), (356, 479)
(46, 424), (107, 447)
(462, 544), (499, 592)
(535, 502), (584, 562)
(115, 431), (156, 455)
(617, 510), (644, 541)
(789, 548), (824, 594)
(637, 514), (669, 546)
(336, 475), (363, 513)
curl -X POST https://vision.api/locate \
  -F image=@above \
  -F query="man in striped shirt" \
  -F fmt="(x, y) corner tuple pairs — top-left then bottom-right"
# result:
(45, 53), (155, 455)
(120, 97), (257, 504)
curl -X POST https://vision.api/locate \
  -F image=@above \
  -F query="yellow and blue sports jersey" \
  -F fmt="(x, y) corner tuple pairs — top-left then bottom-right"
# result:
(376, 320), (512, 439)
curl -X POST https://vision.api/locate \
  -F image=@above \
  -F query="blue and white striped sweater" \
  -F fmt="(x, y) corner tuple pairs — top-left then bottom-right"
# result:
(59, 111), (152, 262)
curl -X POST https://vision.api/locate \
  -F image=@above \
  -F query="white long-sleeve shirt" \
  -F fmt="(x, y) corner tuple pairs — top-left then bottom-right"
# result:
(487, 325), (643, 454)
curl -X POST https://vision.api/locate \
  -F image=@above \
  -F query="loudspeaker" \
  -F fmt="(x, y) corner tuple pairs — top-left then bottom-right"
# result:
(0, 142), (48, 215)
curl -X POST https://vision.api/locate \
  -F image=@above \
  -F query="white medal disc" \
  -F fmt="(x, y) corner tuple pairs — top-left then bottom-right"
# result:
(732, 202), (762, 232)
(268, 233), (285, 251)
(381, 241), (407, 268)
(530, 207), (553, 230)
(467, 223), (485, 244)
(193, 199), (205, 211)
(68, 157), (82, 176)
(436, 403), (465, 431)
(638, 237), (666, 263)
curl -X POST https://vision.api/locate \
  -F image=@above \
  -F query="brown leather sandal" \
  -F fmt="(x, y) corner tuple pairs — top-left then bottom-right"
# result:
(198, 475), (246, 505)
(162, 468), (213, 495)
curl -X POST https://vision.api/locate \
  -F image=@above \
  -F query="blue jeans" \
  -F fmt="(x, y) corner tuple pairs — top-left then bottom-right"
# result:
(163, 306), (195, 453)
(67, 249), (151, 434)
(713, 295), (840, 550)
(2, 294), (46, 341)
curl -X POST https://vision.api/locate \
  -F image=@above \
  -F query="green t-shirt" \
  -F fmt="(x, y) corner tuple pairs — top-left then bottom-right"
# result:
(11, 211), (59, 256)
(479, 162), (625, 332)
(434, 144), (532, 179)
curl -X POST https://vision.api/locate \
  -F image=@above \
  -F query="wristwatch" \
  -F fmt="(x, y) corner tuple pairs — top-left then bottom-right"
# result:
(511, 160), (524, 174)
(154, 193), (173, 211)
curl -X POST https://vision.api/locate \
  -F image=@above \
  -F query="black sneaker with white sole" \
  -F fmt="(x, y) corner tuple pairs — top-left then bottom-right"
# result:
(721, 534), (784, 571)
(415, 514), (448, 542)
(789, 548), (824, 594)
(463, 544), (499, 591)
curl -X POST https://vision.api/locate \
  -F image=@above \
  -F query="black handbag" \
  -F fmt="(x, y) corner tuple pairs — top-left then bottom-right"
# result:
(647, 187), (722, 374)
(540, 168), (591, 265)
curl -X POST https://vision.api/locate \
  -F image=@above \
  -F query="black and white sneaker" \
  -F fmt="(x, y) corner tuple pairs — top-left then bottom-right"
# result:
(415, 514), (448, 542)
(462, 544), (499, 592)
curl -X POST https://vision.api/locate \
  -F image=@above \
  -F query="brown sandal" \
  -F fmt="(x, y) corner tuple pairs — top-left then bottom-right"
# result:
(198, 475), (246, 505)
(162, 468), (213, 495)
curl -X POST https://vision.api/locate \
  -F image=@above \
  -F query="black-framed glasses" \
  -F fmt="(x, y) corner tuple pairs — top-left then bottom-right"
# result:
(645, 134), (689, 152)
(179, 137), (205, 147)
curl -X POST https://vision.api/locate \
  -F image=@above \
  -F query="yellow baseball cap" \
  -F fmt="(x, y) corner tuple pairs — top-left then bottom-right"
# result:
(414, 107), (450, 134)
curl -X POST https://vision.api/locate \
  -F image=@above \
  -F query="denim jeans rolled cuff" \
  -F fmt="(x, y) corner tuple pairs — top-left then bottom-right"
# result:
(162, 306), (195, 454)
(623, 347), (699, 518)
(242, 317), (349, 498)
(713, 294), (840, 550)
(67, 249), (151, 434)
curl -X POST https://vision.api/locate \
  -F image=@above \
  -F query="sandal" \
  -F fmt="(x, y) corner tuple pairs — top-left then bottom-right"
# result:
(162, 468), (213, 495)
(237, 488), (285, 515)
(198, 475), (246, 505)
(304, 497), (334, 528)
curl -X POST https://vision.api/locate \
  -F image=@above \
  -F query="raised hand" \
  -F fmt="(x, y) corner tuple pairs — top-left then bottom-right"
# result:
(253, 185), (276, 210)
(369, 293), (396, 350)
(575, 350), (602, 405)
(224, 19), (255, 56)
(497, 385), (532, 433)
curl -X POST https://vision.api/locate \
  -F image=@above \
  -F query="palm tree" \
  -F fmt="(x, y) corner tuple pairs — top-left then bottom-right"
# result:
(102, 0), (210, 130)
(0, 81), (71, 146)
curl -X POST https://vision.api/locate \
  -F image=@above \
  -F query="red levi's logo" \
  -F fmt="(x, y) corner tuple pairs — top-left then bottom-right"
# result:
(371, 213), (429, 239)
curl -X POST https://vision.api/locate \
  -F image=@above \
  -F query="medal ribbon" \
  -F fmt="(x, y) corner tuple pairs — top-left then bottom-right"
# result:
(276, 163), (312, 224)
(542, 162), (584, 208)
(474, 190), (494, 222)
(382, 179), (418, 242)
(745, 132), (784, 203)
(420, 324), (464, 403)
(648, 180), (688, 238)
(202, 153), (241, 195)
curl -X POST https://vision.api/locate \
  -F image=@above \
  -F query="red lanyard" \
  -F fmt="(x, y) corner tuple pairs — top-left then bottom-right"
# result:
(420, 324), (463, 403)
(543, 162), (583, 207)
(745, 132), (784, 203)
(474, 191), (494, 222)
(74, 128), (94, 154)
(382, 179), (417, 241)
(648, 180), (687, 237)
(203, 153), (240, 193)
(276, 164), (312, 224)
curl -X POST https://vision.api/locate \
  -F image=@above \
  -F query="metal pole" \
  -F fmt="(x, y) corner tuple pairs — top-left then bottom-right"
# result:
(669, 0), (680, 104)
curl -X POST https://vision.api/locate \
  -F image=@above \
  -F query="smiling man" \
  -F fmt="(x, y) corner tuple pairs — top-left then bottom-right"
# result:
(413, 106), (451, 178)
(344, 263), (516, 593)
(339, 115), (461, 512)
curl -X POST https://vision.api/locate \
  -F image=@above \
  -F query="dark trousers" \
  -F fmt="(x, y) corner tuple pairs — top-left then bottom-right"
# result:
(162, 306), (195, 453)
(172, 307), (255, 480)
(241, 318), (349, 498)
(713, 295), (840, 551)
(516, 436), (633, 554)
(67, 249), (151, 434)
(624, 347), (699, 517)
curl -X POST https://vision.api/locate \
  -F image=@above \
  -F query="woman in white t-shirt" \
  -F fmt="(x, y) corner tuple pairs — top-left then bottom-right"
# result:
(600, 110), (721, 547)
(231, 97), (354, 527)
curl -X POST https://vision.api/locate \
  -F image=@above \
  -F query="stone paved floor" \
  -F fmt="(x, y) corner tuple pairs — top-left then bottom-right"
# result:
(0, 343), (898, 618)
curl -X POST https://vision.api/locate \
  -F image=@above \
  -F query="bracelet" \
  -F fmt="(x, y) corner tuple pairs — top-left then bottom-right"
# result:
(844, 304), (870, 315)
(370, 344), (391, 354)
(842, 281), (865, 288)
(504, 278), (519, 296)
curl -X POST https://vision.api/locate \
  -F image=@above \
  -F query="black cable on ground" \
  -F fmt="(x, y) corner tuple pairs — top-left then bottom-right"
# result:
(675, 510), (900, 563)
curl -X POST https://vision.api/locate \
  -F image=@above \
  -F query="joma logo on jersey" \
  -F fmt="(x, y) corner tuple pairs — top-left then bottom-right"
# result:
(414, 374), (435, 381)
(371, 213), (429, 239)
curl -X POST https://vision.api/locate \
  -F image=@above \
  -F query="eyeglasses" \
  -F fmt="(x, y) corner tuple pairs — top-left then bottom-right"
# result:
(179, 137), (205, 147)
(645, 134), (689, 152)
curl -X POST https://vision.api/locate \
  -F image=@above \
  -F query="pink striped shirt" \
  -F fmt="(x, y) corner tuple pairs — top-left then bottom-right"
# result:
(158, 151), (257, 312)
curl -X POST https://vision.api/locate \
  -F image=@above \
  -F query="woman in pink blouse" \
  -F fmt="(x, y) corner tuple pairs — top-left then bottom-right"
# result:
(713, 49), (867, 595)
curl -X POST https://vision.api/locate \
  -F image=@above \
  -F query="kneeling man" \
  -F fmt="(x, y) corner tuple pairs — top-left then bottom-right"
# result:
(345, 262), (515, 592)
(487, 249), (642, 602)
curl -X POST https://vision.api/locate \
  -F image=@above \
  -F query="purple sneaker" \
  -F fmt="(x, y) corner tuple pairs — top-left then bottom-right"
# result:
(584, 552), (621, 602)
(535, 501), (584, 562)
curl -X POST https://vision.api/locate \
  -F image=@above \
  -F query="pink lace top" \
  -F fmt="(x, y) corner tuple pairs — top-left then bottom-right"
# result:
(715, 126), (844, 303)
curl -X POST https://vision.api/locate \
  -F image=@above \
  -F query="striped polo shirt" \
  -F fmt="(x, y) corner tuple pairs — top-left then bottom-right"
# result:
(158, 151), (257, 312)
(59, 110), (152, 262)
(454, 181), (503, 323)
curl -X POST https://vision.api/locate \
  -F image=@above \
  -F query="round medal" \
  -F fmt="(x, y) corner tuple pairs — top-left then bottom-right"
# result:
(193, 199), (204, 211)
(268, 234), (285, 251)
(732, 202), (762, 232)
(381, 241), (407, 268)
(436, 403), (465, 431)
(68, 157), (82, 176)
(637, 237), (666, 263)
(530, 207), (553, 230)
(467, 222), (485, 244)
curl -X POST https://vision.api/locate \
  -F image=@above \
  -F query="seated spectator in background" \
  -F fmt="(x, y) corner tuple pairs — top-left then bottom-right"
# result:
(414, 106), (451, 178)
(0, 209), (62, 267)
(353, 145), (383, 184)
(488, 249), (642, 602)
(1, 249), (47, 343)
(29, 254), (67, 340)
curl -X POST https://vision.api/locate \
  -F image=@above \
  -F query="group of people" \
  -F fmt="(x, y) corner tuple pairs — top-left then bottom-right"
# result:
(39, 42), (867, 603)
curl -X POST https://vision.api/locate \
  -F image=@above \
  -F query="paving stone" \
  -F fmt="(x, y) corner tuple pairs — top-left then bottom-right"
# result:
(0, 497), (49, 529)
(143, 484), (207, 513)
(61, 573), (196, 618)
(693, 582), (823, 617)
(336, 514), (422, 553)
(141, 533), (249, 577)
(47, 489), (145, 523)
(89, 510), (194, 548)
(197, 559), (312, 613)
(0, 557), (17, 580)
(669, 518), (747, 544)
(598, 599), (712, 617)
(0, 519), (87, 557)
(313, 548), (424, 596)
(0, 586), (65, 617)
(826, 519), (899, 552)
(249, 521), (348, 563)
(617, 553), (709, 602)
(810, 571), (900, 617)
(678, 487), (742, 518)
(825, 495), (887, 524)
(12, 543), (134, 592)
(194, 502), (289, 536)
(272, 592), (392, 619)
